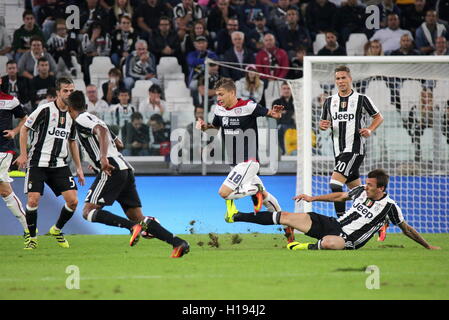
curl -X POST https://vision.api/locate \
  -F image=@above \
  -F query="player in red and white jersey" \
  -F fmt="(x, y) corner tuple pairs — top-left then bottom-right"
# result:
(0, 78), (29, 239)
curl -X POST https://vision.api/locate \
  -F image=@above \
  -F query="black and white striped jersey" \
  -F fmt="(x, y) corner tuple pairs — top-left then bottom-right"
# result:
(74, 111), (132, 173)
(338, 185), (404, 249)
(320, 90), (380, 156)
(25, 101), (75, 168)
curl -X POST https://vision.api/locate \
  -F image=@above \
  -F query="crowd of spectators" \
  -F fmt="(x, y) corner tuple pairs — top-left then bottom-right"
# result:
(0, 0), (448, 156)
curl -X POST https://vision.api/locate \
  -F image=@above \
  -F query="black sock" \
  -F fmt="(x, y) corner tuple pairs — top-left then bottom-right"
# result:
(26, 208), (38, 237)
(234, 211), (280, 225)
(330, 184), (345, 217)
(145, 217), (183, 247)
(308, 242), (321, 250)
(56, 205), (74, 230)
(90, 209), (135, 230)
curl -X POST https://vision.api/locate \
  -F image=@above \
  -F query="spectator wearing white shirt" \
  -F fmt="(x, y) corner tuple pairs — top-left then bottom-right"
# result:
(415, 10), (448, 55)
(138, 84), (169, 122)
(109, 89), (137, 137)
(236, 65), (264, 104)
(86, 84), (110, 116)
(370, 13), (412, 54)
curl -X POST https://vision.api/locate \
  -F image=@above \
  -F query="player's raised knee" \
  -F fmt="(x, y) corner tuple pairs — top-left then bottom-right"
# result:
(320, 236), (345, 250)
(66, 199), (78, 211)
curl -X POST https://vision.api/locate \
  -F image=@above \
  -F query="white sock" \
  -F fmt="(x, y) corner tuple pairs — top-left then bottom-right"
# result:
(225, 184), (259, 200)
(3, 192), (28, 231)
(263, 192), (282, 212)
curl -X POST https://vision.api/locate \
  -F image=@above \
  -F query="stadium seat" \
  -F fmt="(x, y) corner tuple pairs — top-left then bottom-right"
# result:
(157, 57), (183, 79)
(4, 6), (22, 35)
(73, 79), (87, 94)
(313, 33), (326, 55)
(131, 80), (153, 105)
(0, 55), (8, 76)
(89, 57), (114, 88)
(400, 80), (422, 120)
(345, 33), (368, 56)
(165, 80), (191, 101)
(385, 127), (414, 161)
(264, 80), (282, 109)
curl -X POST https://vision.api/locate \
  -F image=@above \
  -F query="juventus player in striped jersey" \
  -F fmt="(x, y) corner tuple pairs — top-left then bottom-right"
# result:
(319, 66), (388, 240)
(67, 91), (189, 258)
(226, 169), (440, 250)
(196, 78), (296, 243)
(15, 78), (85, 250)
(0, 78), (29, 239)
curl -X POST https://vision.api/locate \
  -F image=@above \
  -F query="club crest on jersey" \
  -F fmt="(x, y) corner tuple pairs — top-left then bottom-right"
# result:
(234, 108), (242, 115)
(60, 117), (65, 125)
(364, 199), (374, 208)
(222, 116), (229, 126)
(340, 101), (347, 109)
(0, 101), (5, 107)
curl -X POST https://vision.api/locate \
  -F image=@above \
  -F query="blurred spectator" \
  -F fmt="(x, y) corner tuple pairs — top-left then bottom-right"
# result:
(317, 30), (346, 56)
(305, 0), (337, 37)
(79, 0), (111, 35)
(443, 100), (449, 144)
(268, 0), (297, 33)
(135, 0), (172, 38)
(241, 0), (269, 30)
(109, 0), (134, 30)
(370, 13), (412, 54)
(37, 0), (67, 40)
(364, 40), (384, 55)
(102, 67), (127, 105)
(377, 0), (402, 29)
(31, 0), (48, 24)
(149, 16), (182, 65)
(247, 11), (274, 52)
(173, 0), (205, 38)
(402, 0), (427, 35)
(415, 10), (448, 55)
(0, 60), (31, 107)
(86, 84), (110, 114)
(138, 84), (168, 121)
(183, 106), (204, 161)
(287, 46), (306, 79)
(390, 34), (421, 55)
(195, 62), (221, 108)
(272, 81), (295, 155)
(81, 21), (112, 85)
(111, 15), (139, 67)
(255, 33), (289, 80)
(278, 8), (312, 56)
(215, 17), (246, 56)
(30, 57), (56, 109)
(236, 65), (264, 103)
(437, 0), (449, 23)
(37, 87), (57, 107)
(18, 36), (57, 80)
(184, 20), (214, 55)
(12, 10), (45, 61)
(122, 112), (151, 156)
(110, 88), (137, 131)
(403, 88), (434, 162)
(334, 0), (367, 45)
(207, 0), (239, 36)
(46, 19), (79, 77)
(221, 31), (255, 81)
(124, 39), (161, 90)
(434, 36), (449, 55)
(148, 113), (171, 156)
(0, 25), (12, 57)
(186, 36), (218, 84)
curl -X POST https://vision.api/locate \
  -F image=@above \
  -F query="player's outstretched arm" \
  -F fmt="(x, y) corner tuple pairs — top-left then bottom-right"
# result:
(13, 124), (30, 169)
(68, 139), (85, 186)
(398, 221), (441, 250)
(93, 124), (115, 176)
(195, 119), (217, 131)
(294, 192), (350, 203)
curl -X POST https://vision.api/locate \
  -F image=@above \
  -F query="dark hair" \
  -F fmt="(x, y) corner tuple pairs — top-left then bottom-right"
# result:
(46, 87), (57, 98)
(68, 90), (87, 111)
(325, 30), (338, 38)
(334, 65), (351, 75)
(149, 84), (162, 94)
(131, 112), (143, 122)
(37, 57), (48, 64)
(149, 113), (164, 125)
(88, 21), (104, 38)
(6, 60), (17, 66)
(367, 169), (390, 191)
(159, 16), (171, 24)
(30, 35), (44, 46)
(56, 77), (74, 91)
(214, 77), (236, 92)
(22, 9), (34, 19)
(108, 67), (122, 78)
(118, 88), (129, 94)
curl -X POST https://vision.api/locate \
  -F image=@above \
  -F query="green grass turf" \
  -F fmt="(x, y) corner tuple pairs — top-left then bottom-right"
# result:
(0, 233), (448, 300)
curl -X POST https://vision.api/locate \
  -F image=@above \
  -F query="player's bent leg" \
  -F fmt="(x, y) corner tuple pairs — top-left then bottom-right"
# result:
(218, 184), (234, 199)
(124, 207), (145, 223)
(24, 192), (41, 247)
(0, 182), (28, 233)
(330, 173), (346, 217)
(320, 235), (346, 250)
(279, 212), (313, 234)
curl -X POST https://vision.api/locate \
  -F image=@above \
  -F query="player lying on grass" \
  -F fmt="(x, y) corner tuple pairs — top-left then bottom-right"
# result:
(196, 77), (295, 243)
(225, 168), (440, 250)
(67, 90), (189, 258)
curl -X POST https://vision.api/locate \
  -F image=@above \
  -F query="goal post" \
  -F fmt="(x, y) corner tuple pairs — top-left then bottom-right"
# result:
(290, 56), (449, 233)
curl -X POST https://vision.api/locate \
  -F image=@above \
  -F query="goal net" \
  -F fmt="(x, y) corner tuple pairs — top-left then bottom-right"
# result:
(290, 56), (449, 233)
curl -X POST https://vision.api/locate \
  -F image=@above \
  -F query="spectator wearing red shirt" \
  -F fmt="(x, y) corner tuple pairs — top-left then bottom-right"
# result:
(255, 33), (289, 80)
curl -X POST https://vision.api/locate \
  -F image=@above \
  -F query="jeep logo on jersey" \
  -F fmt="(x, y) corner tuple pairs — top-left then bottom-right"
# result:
(353, 202), (374, 219)
(48, 127), (70, 138)
(332, 112), (355, 121)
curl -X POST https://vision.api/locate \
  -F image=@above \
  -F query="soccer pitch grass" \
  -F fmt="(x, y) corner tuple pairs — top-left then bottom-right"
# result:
(1, 233), (448, 300)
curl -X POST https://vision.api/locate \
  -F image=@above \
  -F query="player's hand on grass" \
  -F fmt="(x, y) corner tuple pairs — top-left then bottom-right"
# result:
(293, 194), (313, 202)
(13, 154), (27, 169)
(76, 167), (85, 186)
(100, 156), (115, 176)
(359, 128), (372, 137)
(3, 130), (16, 139)
(319, 120), (330, 130)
